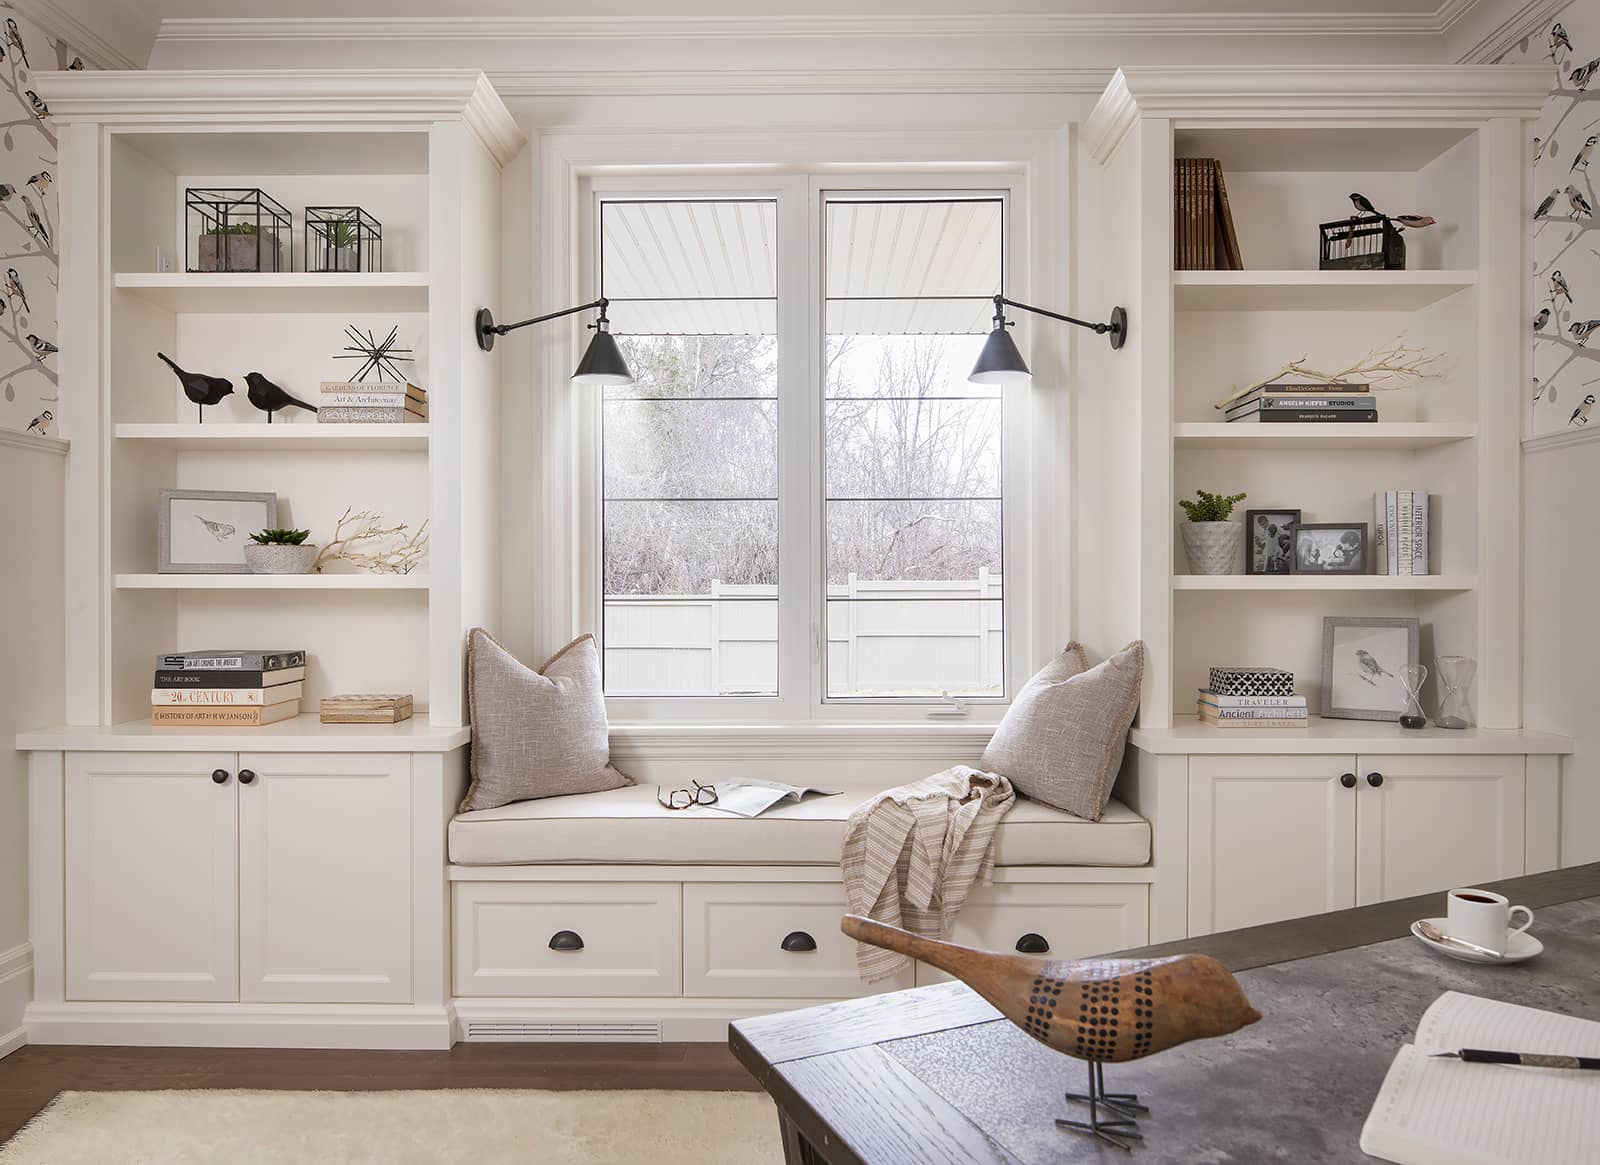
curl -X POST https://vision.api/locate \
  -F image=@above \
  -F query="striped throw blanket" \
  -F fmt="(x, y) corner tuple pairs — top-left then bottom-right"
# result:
(840, 766), (1015, 982)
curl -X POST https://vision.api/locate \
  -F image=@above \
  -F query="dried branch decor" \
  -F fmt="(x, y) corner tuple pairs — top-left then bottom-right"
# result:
(1212, 340), (1444, 411)
(311, 507), (429, 574)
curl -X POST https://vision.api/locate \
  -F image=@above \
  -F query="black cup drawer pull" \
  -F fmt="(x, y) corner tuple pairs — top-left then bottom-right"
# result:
(548, 930), (584, 952)
(1016, 933), (1050, 955)
(781, 931), (818, 953)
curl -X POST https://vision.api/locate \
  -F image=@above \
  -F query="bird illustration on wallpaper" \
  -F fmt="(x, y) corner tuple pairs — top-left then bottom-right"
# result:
(1520, 12), (1600, 432)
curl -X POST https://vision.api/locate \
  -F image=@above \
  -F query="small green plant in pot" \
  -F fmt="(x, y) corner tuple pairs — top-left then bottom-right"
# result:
(1178, 489), (1247, 575)
(198, 222), (278, 272)
(243, 528), (318, 575)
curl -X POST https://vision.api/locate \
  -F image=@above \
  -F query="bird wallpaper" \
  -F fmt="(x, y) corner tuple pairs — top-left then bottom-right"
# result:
(1512, 7), (1600, 437)
(0, 5), (78, 440)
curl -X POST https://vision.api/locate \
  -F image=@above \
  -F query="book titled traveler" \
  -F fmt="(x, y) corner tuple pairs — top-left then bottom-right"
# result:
(1361, 992), (1600, 1165)
(706, 779), (842, 818)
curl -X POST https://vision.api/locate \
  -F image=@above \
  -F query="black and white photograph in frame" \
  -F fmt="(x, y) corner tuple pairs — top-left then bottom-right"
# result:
(1246, 508), (1300, 575)
(158, 489), (278, 574)
(1293, 522), (1368, 574)
(1321, 616), (1420, 721)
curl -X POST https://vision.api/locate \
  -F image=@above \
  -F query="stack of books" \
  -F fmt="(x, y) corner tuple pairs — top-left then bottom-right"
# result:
(1198, 666), (1307, 728)
(320, 693), (414, 724)
(1373, 490), (1431, 576)
(150, 649), (307, 726)
(1224, 381), (1376, 424)
(1175, 157), (1243, 270)
(317, 381), (428, 424)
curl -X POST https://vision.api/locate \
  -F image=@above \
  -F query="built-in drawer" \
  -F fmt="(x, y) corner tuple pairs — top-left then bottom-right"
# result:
(914, 883), (1150, 986)
(684, 882), (913, 998)
(453, 881), (682, 997)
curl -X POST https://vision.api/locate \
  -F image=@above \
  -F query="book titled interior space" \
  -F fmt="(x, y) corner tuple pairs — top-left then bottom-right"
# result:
(1361, 992), (1600, 1165)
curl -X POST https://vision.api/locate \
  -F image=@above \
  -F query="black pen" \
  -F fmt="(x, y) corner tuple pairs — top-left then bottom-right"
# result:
(1431, 1049), (1600, 1070)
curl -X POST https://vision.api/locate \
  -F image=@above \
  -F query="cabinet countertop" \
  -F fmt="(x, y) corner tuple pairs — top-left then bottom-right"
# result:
(1132, 715), (1572, 755)
(16, 713), (470, 753)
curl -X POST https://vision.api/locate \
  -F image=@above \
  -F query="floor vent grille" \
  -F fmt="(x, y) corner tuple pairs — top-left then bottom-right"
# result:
(463, 1019), (664, 1043)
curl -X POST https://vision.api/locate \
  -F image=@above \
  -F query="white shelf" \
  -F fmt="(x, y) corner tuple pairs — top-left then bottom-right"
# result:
(1173, 574), (1475, 592)
(115, 423), (429, 451)
(115, 573), (429, 591)
(1174, 422), (1475, 450)
(114, 272), (429, 313)
(17, 714), (468, 753)
(1132, 716), (1572, 756)
(1173, 270), (1476, 312)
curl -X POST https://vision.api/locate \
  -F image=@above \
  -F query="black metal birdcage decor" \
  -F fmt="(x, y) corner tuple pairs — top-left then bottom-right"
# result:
(1319, 215), (1406, 271)
(305, 206), (383, 274)
(186, 188), (291, 273)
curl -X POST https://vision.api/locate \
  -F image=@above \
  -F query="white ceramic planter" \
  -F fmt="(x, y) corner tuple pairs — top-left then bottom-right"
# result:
(1181, 521), (1243, 575)
(244, 542), (319, 574)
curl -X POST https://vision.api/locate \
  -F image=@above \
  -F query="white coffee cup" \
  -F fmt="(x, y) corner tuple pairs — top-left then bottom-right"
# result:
(1446, 887), (1534, 956)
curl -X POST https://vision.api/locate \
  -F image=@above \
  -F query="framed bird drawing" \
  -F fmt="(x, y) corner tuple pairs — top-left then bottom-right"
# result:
(1321, 615), (1421, 722)
(157, 488), (278, 574)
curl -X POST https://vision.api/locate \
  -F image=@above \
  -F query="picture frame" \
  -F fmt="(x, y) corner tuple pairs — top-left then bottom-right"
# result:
(1293, 522), (1368, 575)
(157, 488), (278, 574)
(1322, 616), (1421, 721)
(1245, 508), (1300, 575)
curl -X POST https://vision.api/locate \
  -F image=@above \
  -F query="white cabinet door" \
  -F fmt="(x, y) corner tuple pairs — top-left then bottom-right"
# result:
(238, 753), (413, 1004)
(1355, 755), (1525, 906)
(1189, 755), (1358, 935)
(65, 752), (238, 1002)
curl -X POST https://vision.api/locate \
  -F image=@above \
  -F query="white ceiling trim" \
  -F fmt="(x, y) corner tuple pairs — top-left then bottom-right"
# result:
(9, 0), (145, 69)
(487, 66), (1114, 98)
(152, 9), (1483, 45)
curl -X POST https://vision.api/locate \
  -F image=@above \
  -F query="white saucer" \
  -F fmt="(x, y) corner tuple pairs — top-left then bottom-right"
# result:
(1411, 918), (1543, 965)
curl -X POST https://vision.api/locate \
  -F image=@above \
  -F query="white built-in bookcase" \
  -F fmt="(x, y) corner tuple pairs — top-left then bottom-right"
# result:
(42, 71), (523, 728)
(1082, 67), (1550, 739)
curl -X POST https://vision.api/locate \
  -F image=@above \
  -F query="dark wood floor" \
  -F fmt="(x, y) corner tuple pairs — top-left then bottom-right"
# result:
(0, 1042), (759, 1143)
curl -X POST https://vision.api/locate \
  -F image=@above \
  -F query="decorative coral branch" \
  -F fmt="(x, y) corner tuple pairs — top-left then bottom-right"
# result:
(311, 507), (430, 575)
(1212, 340), (1444, 411)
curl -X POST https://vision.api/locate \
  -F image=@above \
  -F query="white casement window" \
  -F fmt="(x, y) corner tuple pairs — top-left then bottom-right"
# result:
(579, 172), (1027, 722)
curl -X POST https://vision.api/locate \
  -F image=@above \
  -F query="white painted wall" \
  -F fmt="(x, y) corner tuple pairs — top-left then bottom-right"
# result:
(0, 437), (65, 1054)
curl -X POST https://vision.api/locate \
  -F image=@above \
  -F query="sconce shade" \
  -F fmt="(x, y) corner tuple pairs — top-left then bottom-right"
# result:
(572, 327), (635, 386)
(969, 325), (1032, 386)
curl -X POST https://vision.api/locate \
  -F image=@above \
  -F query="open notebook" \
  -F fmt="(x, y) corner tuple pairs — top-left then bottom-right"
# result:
(1361, 992), (1600, 1165)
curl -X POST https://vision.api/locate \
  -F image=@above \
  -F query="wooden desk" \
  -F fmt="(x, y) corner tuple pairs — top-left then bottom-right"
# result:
(730, 864), (1600, 1164)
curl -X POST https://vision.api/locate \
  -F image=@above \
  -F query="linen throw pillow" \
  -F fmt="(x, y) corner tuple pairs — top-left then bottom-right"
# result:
(980, 640), (1144, 822)
(459, 629), (632, 812)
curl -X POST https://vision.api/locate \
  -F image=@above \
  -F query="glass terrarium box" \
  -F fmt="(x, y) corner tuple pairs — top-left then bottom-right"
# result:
(186, 188), (290, 273)
(306, 206), (383, 273)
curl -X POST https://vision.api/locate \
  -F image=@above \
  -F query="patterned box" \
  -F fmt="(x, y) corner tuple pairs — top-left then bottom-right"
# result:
(1207, 667), (1295, 697)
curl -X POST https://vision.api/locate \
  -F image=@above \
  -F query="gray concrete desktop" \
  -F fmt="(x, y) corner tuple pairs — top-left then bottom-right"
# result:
(885, 895), (1600, 1163)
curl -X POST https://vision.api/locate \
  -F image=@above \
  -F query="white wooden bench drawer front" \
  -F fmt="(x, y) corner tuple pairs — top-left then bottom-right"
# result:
(683, 882), (913, 998)
(453, 882), (683, 998)
(915, 883), (1151, 986)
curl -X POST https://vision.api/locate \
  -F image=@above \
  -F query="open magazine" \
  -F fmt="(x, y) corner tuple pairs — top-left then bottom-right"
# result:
(707, 778), (842, 818)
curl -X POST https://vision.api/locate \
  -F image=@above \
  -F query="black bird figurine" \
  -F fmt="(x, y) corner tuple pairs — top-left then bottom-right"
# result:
(157, 351), (233, 422)
(245, 372), (318, 424)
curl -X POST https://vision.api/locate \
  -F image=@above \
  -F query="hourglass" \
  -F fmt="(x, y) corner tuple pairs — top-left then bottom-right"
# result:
(1435, 656), (1476, 729)
(1397, 664), (1428, 730)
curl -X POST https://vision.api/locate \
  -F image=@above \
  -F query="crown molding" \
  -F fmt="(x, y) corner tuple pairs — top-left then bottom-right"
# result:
(1084, 64), (1552, 162)
(0, 427), (66, 455)
(1451, 0), (1571, 63)
(8, 0), (146, 69)
(29, 69), (525, 166)
(1523, 426), (1600, 454)
(486, 65), (1114, 98)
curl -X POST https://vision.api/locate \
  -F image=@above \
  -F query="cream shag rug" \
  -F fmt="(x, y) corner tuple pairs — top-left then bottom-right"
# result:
(0, 1089), (782, 1165)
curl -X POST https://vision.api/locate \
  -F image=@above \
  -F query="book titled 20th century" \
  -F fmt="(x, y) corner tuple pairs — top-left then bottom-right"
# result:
(150, 703), (300, 727)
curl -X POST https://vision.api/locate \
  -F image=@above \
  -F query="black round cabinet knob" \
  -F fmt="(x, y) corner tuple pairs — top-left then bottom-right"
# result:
(781, 931), (818, 953)
(238, 769), (257, 785)
(211, 768), (229, 784)
(1015, 933), (1050, 955)
(548, 930), (584, 952)
(1367, 772), (1385, 788)
(1340, 772), (1357, 788)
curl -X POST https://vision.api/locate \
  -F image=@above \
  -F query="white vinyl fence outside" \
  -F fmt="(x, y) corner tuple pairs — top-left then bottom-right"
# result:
(603, 571), (1003, 697)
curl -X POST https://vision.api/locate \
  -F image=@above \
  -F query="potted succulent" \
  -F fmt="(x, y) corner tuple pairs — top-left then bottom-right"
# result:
(1178, 489), (1247, 575)
(326, 217), (360, 272)
(244, 528), (318, 575)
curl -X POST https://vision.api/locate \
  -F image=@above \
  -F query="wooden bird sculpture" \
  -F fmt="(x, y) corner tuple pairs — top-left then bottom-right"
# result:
(843, 914), (1261, 1149)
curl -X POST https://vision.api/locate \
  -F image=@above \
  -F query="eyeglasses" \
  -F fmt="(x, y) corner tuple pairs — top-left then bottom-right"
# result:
(657, 781), (718, 811)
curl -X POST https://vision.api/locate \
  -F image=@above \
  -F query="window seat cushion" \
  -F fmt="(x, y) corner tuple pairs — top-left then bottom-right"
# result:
(448, 784), (1150, 868)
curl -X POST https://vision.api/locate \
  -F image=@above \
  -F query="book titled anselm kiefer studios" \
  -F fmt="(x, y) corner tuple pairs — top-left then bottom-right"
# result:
(151, 649), (307, 726)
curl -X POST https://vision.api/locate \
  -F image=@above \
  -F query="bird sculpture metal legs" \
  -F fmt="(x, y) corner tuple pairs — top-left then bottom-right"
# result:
(1058, 1059), (1149, 1151)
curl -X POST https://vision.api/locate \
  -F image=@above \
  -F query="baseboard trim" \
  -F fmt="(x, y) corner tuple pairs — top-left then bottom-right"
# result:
(0, 1026), (24, 1059)
(453, 996), (849, 1043)
(24, 1002), (456, 1050)
(0, 943), (33, 1058)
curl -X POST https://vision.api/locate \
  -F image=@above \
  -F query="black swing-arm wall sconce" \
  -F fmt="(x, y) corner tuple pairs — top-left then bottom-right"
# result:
(474, 297), (635, 385)
(969, 294), (1128, 385)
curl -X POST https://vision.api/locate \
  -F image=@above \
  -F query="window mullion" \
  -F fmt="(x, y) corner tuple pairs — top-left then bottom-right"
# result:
(775, 175), (814, 717)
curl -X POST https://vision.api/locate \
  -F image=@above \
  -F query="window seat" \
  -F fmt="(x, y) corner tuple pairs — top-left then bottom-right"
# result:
(448, 784), (1151, 867)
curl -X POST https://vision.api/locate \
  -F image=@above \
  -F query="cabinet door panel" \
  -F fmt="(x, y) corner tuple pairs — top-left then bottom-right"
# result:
(1189, 755), (1357, 936)
(238, 753), (412, 1004)
(1355, 755), (1524, 906)
(65, 752), (237, 1002)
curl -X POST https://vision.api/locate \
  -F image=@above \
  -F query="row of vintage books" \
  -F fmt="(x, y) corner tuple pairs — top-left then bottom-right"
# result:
(149, 648), (412, 725)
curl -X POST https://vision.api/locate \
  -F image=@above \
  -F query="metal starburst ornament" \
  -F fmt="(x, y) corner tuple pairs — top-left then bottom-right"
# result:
(333, 324), (414, 383)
